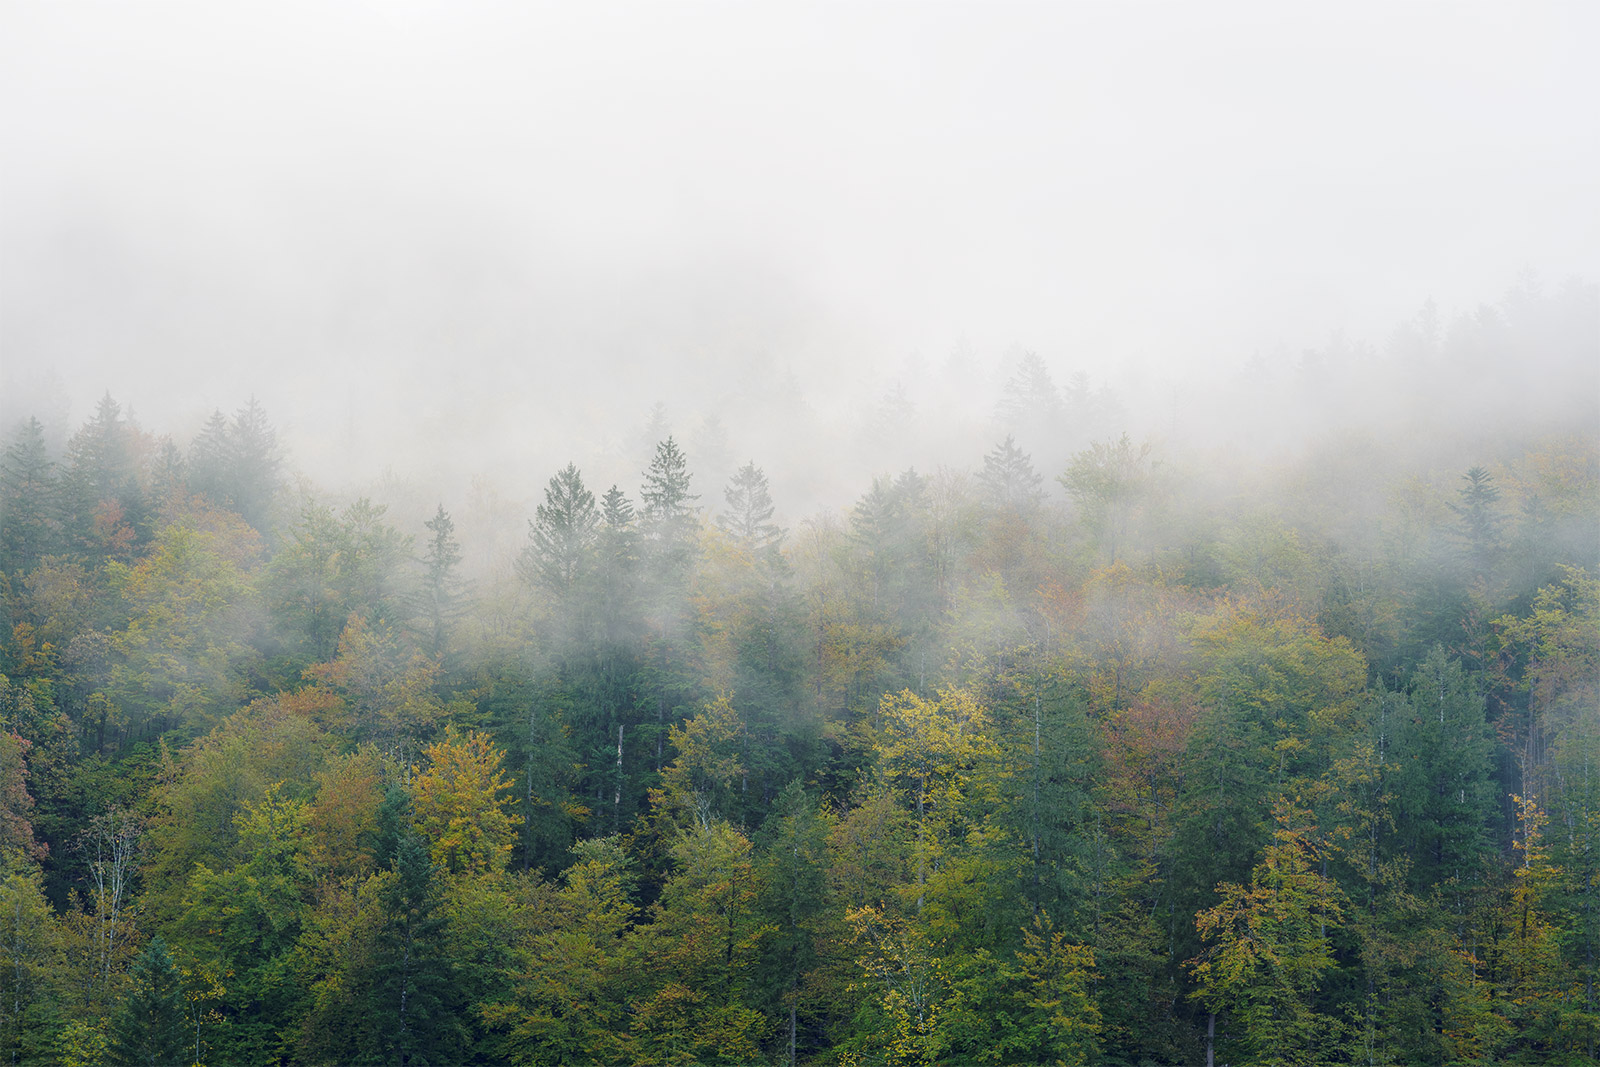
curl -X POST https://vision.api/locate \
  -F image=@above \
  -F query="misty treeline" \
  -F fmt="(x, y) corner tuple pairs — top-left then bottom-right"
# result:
(0, 301), (1597, 1066)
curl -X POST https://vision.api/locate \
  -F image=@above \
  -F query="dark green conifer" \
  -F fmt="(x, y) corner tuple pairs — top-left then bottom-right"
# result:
(107, 937), (188, 1067)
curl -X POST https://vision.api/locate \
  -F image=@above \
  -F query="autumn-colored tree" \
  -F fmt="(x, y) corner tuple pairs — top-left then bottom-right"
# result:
(654, 693), (746, 832)
(305, 613), (445, 755)
(104, 507), (263, 736)
(1059, 434), (1151, 564)
(1191, 797), (1347, 1067)
(174, 786), (313, 1062)
(305, 747), (386, 880)
(875, 688), (1000, 914)
(0, 866), (65, 1062)
(412, 729), (521, 877)
(1003, 913), (1101, 1066)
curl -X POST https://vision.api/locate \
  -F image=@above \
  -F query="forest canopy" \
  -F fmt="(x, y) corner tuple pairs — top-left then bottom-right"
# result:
(0, 286), (1597, 1066)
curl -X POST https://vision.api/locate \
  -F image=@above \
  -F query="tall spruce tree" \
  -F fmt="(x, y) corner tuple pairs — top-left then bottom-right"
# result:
(0, 416), (58, 573)
(718, 461), (782, 553)
(520, 463), (598, 595)
(107, 937), (188, 1067)
(419, 504), (464, 660)
(229, 396), (281, 531)
(641, 436), (699, 579)
(978, 435), (1045, 513)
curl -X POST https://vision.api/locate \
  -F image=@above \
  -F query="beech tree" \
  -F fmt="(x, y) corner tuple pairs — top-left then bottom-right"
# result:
(412, 729), (520, 878)
(1191, 798), (1346, 1067)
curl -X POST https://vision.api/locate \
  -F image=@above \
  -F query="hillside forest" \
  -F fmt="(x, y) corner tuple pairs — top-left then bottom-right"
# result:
(0, 290), (1598, 1066)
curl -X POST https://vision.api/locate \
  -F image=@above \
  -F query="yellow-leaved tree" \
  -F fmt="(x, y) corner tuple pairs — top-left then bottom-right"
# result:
(412, 729), (520, 877)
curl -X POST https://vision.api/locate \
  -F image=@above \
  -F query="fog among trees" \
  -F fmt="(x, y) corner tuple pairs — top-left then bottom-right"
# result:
(2, 4), (1598, 1065)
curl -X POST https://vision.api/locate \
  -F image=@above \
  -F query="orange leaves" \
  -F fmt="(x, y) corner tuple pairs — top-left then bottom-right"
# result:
(1098, 695), (1198, 828)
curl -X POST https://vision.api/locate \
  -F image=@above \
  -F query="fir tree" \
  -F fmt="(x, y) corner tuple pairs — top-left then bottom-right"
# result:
(641, 437), (699, 580)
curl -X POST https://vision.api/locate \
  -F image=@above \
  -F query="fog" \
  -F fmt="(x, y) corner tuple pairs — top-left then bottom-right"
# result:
(3, 3), (1597, 519)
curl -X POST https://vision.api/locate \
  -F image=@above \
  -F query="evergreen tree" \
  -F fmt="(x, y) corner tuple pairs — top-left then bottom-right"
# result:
(418, 504), (464, 660)
(0, 416), (58, 573)
(186, 409), (233, 508)
(995, 351), (1063, 437)
(1389, 647), (1496, 893)
(365, 831), (464, 1065)
(519, 463), (598, 595)
(61, 393), (147, 559)
(147, 437), (187, 504)
(978, 435), (1045, 513)
(718, 460), (782, 553)
(228, 396), (281, 531)
(1450, 466), (1502, 576)
(641, 436), (699, 578)
(107, 936), (188, 1067)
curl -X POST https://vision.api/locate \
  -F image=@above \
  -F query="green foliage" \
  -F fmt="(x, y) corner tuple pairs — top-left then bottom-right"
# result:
(520, 463), (598, 596)
(1191, 797), (1347, 1067)
(2, 389), (1595, 1066)
(106, 936), (187, 1067)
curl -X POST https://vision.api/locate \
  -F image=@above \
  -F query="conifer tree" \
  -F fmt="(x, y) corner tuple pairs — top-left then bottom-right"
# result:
(718, 461), (782, 553)
(978, 435), (1045, 513)
(419, 504), (464, 660)
(0, 416), (58, 573)
(1450, 466), (1502, 575)
(520, 463), (598, 595)
(641, 436), (699, 579)
(364, 831), (464, 1065)
(186, 409), (233, 508)
(61, 393), (146, 558)
(1388, 647), (1495, 893)
(107, 937), (187, 1067)
(228, 396), (281, 531)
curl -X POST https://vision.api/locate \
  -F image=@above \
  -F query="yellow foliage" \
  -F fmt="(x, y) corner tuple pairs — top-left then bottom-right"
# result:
(412, 729), (521, 877)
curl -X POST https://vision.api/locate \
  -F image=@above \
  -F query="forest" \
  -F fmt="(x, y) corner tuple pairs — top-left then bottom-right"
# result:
(0, 289), (1597, 1067)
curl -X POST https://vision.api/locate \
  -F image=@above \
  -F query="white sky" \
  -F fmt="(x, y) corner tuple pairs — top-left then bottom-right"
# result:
(2, 2), (1596, 491)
